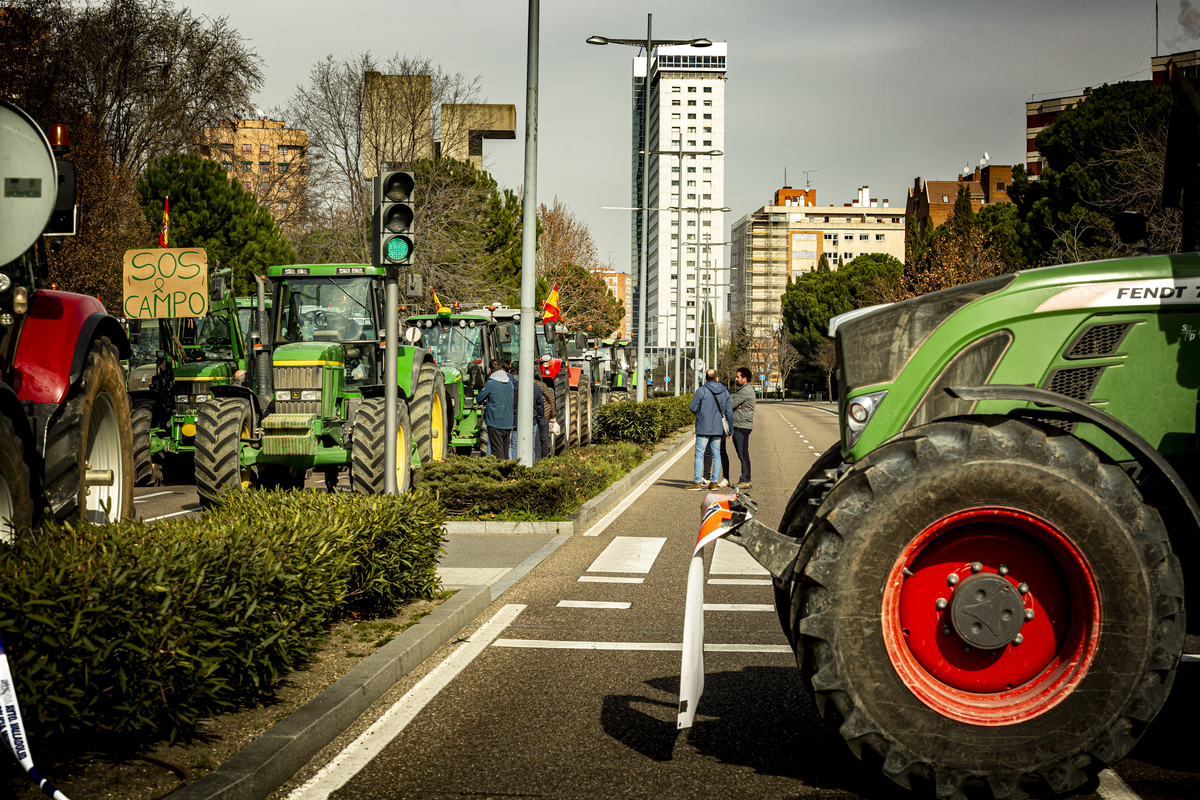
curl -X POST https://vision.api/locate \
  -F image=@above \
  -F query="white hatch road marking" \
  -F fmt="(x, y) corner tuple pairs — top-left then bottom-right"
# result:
(587, 536), (667, 573)
(710, 538), (769, 575)
(708, 578), (772, 585)
(288, 604), (525, 800)
(135, 490), (178, 500)
(144, 506), (201, 522)
(1096, 769), (1143, 800)
(583, 439), (693, 536)
(493, 639), (791, 653)
(703, 604), (774, 612)
(558, 600), (632, 609)
(578, 576), (644, 584)
(437, 567), (511, 587)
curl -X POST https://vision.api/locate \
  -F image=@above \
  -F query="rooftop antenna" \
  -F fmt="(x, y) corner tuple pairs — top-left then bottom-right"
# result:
(783, 166), (787, 187)
(802, 169), (817, 189)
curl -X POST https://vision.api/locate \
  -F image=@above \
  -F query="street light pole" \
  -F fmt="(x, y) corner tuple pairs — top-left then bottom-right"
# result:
(517, 0), (539, 465)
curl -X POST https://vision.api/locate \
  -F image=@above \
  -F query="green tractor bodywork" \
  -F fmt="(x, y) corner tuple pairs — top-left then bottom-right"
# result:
(720, 253), (1200, 799)
(584, 337), (634, 403)
(195, 264), (447, 504)
(491, 310), (577, 453)
(403, 309), (497, 454)
(126, 286), (249, 484)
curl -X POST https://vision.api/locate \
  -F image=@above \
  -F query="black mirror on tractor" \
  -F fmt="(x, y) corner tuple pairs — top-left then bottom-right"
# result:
(468, 362), (486, 391)
(210, 276), (226, 302)
(495, 325), (511, 344)
(544, 322), (557, 347)
(575, 333), (587, 350)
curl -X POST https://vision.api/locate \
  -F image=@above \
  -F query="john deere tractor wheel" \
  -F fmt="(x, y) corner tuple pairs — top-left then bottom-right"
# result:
(43, 337), (134, 523)
(548, 374), (569, 455)
(411, 363), (448, 466)
(131, 402), (162, 487)
(351, 398), (412, 494)
(195, 398), (255, 507)
(568, 389), (581, 448)
(791, 417), (1184, 800)
(0, 415), (34, 542)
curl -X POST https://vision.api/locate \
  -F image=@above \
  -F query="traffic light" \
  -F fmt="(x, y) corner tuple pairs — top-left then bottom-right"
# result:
(372, 170), (415, 269)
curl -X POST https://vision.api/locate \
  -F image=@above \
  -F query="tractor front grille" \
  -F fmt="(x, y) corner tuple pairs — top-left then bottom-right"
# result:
(273, 365), (321, 415)
(1065, 323), (1132, 360)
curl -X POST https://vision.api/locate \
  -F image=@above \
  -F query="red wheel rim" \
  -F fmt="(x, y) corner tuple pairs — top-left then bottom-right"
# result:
(880, 507), (1101, 726)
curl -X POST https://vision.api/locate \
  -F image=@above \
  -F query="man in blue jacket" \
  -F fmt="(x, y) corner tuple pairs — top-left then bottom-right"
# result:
(476, 358), (515, 459)
(688, 368), (733, 490)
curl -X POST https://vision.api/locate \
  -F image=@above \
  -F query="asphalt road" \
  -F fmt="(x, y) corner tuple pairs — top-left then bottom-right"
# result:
(138, 402), (1198, 800)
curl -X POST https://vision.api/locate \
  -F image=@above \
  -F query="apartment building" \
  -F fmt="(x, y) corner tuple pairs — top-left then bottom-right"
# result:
(599, 270), (633, 338)
(906, 164), (1013, 240)
(729, 186), (905, 384)
(197, 119), (308, 227)
(631, 41), (727, 353)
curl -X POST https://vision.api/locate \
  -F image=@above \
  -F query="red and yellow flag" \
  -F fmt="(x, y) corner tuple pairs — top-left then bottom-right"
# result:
(542, 282), (561, 323)
(158, 196), (169, 247)
(432, 288), (449, 312)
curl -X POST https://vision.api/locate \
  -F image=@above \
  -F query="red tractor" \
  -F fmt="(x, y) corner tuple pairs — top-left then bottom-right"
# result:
(0, 100), (134, 539)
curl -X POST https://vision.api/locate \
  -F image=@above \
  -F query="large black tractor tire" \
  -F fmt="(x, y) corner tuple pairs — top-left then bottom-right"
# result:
(568, 388), (581, 448)
(580, 387), (594, 446)
(131, 402), (162, 487)
(410, 363), (448, 466)
(791, 417), (1184, 800)
(43, 336), (134, 523)
(195, 398), (255, 508)
(0, 414), (35, 541)
(773, 444), (844, 646)
(351, 398), (412, 495)
(549, 373), (569, 455)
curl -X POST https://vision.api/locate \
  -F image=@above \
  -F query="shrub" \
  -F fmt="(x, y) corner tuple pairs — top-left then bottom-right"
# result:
(0, 488), (445, 754)
(595, 395), (693, 445)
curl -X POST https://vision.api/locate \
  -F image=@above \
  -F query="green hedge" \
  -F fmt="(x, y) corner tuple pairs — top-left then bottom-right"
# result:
(595, 395), (693, 445)
(0, 488), (445, 755)
(419, 442), (646, 518)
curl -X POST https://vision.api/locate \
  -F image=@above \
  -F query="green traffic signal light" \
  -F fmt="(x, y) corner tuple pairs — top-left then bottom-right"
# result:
(385, 235), (412, 262)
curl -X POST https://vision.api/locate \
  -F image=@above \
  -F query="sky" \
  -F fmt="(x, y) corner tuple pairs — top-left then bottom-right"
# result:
(202, 0), (1194, 275)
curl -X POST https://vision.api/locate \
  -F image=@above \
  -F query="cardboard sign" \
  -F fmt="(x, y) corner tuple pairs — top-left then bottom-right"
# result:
(122, 248), (208, 318)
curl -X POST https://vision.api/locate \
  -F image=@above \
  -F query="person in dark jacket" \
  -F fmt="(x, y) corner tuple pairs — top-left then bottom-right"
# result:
(729, 366), (757, 487)
(688, 369), (733, 490)
(476, 358), (514, 458)
(506, 363), (544, 461)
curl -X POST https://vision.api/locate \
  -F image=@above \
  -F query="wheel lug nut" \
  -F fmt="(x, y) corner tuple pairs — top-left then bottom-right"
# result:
(947, 574), (959, 586)
(942, 625), (952, 635)
(998, 564), (1009, 575)
(962, 645), (971, 653)
(1018, 582), (1029, 594)
(1013, 634), (1023, 645)
(1024, 608), (1035, 621)
(936, 598), (948, 610)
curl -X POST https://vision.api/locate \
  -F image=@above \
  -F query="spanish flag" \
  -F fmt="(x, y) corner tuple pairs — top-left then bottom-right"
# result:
(432, 288), (449, 313)
(542, 282), (561, 323)
(158, 196), (169, 247)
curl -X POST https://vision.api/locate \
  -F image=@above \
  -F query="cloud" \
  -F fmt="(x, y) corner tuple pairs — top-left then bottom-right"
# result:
(1179, 0), (1200, 39)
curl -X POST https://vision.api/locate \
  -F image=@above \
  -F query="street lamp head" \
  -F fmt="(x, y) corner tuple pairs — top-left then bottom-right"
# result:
(586, 36), (609, 45)
(691, 38), (713, 47)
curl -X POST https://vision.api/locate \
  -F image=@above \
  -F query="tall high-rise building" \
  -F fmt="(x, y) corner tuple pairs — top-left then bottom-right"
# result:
(631, 42), (727, 358)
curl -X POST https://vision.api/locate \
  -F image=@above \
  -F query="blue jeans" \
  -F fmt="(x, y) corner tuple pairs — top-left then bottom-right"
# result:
(694, 435), (722, 483)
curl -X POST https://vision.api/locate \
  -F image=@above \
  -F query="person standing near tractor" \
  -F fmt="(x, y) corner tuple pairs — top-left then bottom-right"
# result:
(688, 368), (733, 491)
(729, 366), (756, 488)
(476, 358), (515, 458)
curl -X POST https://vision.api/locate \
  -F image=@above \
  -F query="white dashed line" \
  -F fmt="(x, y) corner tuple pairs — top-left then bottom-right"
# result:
(136, 490), (178, 500)
(1096, 769), (1143, 800)
(586, 537), (667, 573)
(492, 639), (791, 653)
(709, 538), (770, 575)
(708, 578), (772, 585)
(578, 576), (644, 584)
(703, 604), (774, 612)
(558, 600), (631, 609)
(144, 507), (200, 521)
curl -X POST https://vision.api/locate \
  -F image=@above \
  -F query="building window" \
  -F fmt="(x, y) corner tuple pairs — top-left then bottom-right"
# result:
(703, 127), (712, 133)
(672, 99), (681, 105)
(704, 99), (712, 106)
(672, 86), (681, 93)
(221, 161), (231, 171)
(260, 181), (269, 191)
(997, 181), (1006, 190)
(859, 233), (869, 240)
(876, 234), (885, 241)
(671, 180), (679, 186)
(703, 167), (711, 173)
(241, 143), (252, 154)
(702, 220), (712, 226)
(941, 195), (949, 202)
(703, 86), (712, 93)
(672, 126), (681, 134)
(688, 86), (697, 93)
(242, 161), (252, 172)
(702, 181), (712, 188)
(242, 180), (251, 190)
(823, 233), (834, 240)
(672, 139), (681, 147)
(259, 161), (269, 171)
(671, 113), (680, 120)
(702, 193), (711, 199)
(220, 142), (233, 151)
(702, 140), (711, 146)
(687, 180), (696, 187)
(687, 220), (696, 226)
(671, 234), (679, 240)
(279, 146), (288, 156)
(844, 234), (853, 240)
(688, 140), (696, 146)
(671, 166), (680, 173)
(823, 216), (830, 222)
(688, 99), (696, 106)
(687, 127), (696, 133)
(687, 194), (696, 200)
(260, 144), (270, 155)
(688, 113), (696, 119)
(278, 202), (288, 211)
(703, 114), (712, 120)
(687, 166), (696, 173)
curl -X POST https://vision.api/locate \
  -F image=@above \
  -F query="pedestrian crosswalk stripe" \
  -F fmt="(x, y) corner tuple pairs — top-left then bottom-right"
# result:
(578, 576), (644, 583)
(558, 600), (631, 609)
(492, 639), (791, 653)
(703, 604), (774, 611)
(709, 538), (769, 575)
(586, 536), (667, 573)
(708, 578), (772, 585)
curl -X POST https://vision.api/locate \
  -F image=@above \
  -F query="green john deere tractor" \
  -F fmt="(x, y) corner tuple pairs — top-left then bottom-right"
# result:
(194, 264), (446, 504)
(403, 304), (502, 455)
(126, 275), (249, 485)
(490, 308), (578, 454)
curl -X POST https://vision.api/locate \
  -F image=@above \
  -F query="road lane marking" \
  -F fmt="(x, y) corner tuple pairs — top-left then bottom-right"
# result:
(586, 536), (667, 573)
(144, 506), (200, 521)
(558, 600), (631, 609)
(703, 604), (774, 611)
(709, 538), (769, 575)
(583, 439), (693, 536)
(1097, 769), (1143, 800)
(492, 639), (791, 653)
(708, 578), (772, 585)
(135, 490), (178, 499)
(437, 567), (511, 587)
(288, 604), (526, 800)
(578, 576), (644, 583)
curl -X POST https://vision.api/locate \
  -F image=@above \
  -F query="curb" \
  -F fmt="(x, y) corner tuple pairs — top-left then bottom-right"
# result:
(167, 584), (492, 800)
(441, 429), (695, 536)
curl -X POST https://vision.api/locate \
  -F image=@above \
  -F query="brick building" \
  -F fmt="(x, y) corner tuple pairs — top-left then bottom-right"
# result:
(196, 119), (308, 228)
(599, 269), (633, 338)
(906, 164), (1013, 241)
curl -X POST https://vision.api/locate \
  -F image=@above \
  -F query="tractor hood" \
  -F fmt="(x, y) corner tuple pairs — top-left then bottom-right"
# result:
(174, 361), (232, 381)
(272, 341), (346, 365)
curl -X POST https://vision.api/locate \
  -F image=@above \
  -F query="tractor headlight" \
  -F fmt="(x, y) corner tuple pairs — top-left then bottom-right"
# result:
(194, 394), (211, 403)
(300, 390), (321, 401)
(175, 394), (189, 404)
(845, 390), (886, 449)
(275, 389), (292, 401)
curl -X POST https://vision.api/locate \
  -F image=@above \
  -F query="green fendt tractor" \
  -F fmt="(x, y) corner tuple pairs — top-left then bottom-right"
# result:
(491, 308), (577, 455)
(403, 304), (503, 455)
(194, 264), (446, 504)
(126, 275), (248, 485)
(579, 337), (634, 406)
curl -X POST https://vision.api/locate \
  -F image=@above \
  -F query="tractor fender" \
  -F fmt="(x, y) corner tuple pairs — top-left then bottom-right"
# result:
(0, 382), (38, 473)
(13, 291), (130, 405)
(566, 364), (583, 389)
(408, 347), (436, 395)
(947, 384), (1200, 536)
(212, 383), (263, 422)
(540, 357), (564, 380)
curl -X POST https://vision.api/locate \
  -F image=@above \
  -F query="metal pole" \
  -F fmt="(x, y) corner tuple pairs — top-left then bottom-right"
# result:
(384, 273), (399, 494)
(694, 188), (702, 383)
(636, 13), (651, 402)
(517, 0), (539, 465)
(673, 145), (683, 396)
